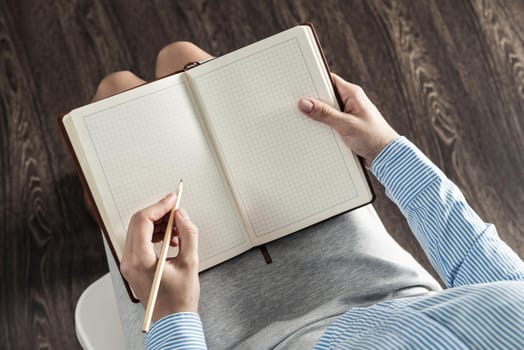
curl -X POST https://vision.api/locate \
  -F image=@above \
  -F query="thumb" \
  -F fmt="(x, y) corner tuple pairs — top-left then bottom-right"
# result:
(298, 97), (349, 130)
(175, 209), (199, 268)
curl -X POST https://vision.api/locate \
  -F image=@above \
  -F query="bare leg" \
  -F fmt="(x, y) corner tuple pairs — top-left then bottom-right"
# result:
(92, 70), (146, 102)
(155, 41), (213, 79)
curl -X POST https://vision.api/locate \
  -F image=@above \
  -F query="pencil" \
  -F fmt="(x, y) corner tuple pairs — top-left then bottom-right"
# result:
(142, 179), (184, 333)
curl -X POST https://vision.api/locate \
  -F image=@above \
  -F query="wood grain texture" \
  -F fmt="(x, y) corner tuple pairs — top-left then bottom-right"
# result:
(1, 0), (523, 348)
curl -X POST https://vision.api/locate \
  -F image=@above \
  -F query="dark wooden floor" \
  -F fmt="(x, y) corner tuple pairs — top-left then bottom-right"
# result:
(1, 0), (523, 348)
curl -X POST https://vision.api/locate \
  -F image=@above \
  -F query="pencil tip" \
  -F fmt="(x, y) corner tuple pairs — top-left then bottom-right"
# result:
(180, 179), (183, 183)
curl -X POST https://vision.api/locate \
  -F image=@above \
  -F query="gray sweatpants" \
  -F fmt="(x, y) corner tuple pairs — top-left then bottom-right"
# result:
(106, 205), (441, 349)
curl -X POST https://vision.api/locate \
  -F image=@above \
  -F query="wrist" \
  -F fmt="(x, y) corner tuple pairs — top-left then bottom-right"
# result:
(370, 136), (404, 172)
(366, 133), (400, 168)
(152, 302), (198, 323)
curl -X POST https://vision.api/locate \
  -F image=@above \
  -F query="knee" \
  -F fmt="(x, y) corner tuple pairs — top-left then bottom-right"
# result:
(94, 71), (140, 100)
(97, 70), (136, 93)
(156, 41), (198, 64)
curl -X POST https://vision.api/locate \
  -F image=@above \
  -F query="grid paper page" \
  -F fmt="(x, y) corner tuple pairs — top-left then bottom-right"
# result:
(82, 80), (247, 261)
(192, 38), (358, 237)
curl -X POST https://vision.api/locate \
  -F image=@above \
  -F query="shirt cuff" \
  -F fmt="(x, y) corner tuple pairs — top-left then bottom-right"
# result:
(371, 137), (445, 212)
(145, 312), (207, 350)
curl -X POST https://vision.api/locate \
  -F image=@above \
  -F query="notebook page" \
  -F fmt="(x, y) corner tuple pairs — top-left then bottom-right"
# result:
(65, 74), (250, 269)
(187, 26), (372, 244)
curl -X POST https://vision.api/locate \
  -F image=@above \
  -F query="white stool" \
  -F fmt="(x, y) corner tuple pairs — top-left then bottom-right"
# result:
(75, 273), (127, 350)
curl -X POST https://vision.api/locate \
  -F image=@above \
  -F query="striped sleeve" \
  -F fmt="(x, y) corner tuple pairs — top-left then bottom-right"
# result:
(371, 137), (524, 287)
(315, 281), (524, 349)
(145, 312), (207, 350)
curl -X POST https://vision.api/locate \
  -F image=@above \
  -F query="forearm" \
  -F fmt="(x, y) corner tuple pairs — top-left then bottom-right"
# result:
(372, 137), (524, 287)
(146, 312), (207, 350)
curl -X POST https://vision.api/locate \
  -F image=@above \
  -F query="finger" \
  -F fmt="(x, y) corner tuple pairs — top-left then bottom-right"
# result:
(331, 74), (364, 112)
(127, 193), (177, 248)
(152, 232), (178, 246)
(331, 73), (363, 96)
(141, 192), (177, 222)
(298, 97), (351, 131)
(152, 215), (171, 240)
(175, 208), (199, 268)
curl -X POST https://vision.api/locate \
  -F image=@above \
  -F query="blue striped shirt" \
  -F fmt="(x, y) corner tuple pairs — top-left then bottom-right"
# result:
(146, 137), (524, 349)
(145, 313), (206, 349)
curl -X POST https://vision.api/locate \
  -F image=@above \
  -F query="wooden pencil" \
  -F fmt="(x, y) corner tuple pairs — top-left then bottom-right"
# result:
(142, 179), (183, 333)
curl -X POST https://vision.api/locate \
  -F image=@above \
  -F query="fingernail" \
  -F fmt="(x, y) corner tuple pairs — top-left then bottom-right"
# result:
(298, 98), (314, 113)
(177, 208), (189, 219)
(165, 192), (175, 199)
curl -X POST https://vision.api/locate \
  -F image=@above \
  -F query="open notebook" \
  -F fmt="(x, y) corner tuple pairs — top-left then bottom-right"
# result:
(60, 24), (374, 302)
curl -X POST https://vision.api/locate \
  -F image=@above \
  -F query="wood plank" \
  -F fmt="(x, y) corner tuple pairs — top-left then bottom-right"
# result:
(1, 1), (109, 348)
(1, 0), (523, 348)
(433, 0), (524, 252)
